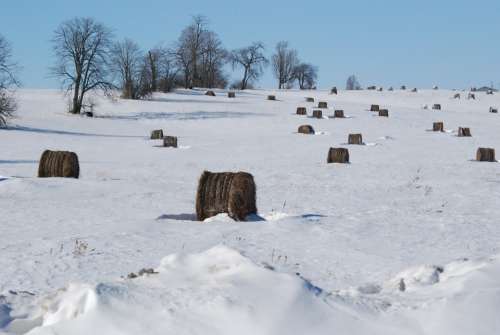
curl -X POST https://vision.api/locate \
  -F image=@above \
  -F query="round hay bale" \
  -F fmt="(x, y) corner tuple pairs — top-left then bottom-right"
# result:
(370, 104), (380, 112)
(298, 125), (315, 134)
(379, 109), (389, 117)
(458, 127), (471, 137)
(267, 95), (276, 101)
(489, 107), (498, 113)
(195, 171), (257, 221)
(432, 104), (441, 110)
(205, 90), (216, 96)
(306, 97), (315, 102)
(296, 107), (307, 115)
(150, 129), (164, 140)
(453, 93), (461, 99)
(433, 122), (444, 132)
(334, 110), (345, 118)
(476, 148), (495, 162)
(228, 92), (236, 98)
(318, 101), (328, 109)
(312, 110), (323, 118)
(331, 87), (338, 95)
(38, 150), (79, 178)
(163, 136), (178, 148)
(348, 133), (363, 145)
(327, 148), (349, 164)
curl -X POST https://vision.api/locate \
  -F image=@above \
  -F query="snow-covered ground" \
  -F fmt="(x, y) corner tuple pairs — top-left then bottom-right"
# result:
(1, 88), (499, 334)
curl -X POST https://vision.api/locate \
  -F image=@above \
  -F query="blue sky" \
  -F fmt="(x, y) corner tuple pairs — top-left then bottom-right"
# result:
(1, 0), (499, 89)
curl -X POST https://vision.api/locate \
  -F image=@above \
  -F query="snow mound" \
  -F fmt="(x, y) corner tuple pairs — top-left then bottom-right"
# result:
(20, 246), (383, 335)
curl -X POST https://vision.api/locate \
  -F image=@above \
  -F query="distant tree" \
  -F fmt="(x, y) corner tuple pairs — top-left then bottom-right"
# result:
(272, 41), (299, 89)
(294, 63), (318, 89)
(0, 35), (19, 126)
(346, 75), (361, 90)
(198, 31), (228, 88)
(146, 49), (161, 92)
(51, 17), (114, 114)
(230, 42), (268, 90)
(110, 38), (144, 99)
(157, 48), (179, 92)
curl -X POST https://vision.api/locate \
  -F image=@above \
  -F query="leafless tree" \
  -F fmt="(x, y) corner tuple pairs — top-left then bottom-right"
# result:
(294, 63), (318, 89)
(0, 35), (18, 126)
(230, 42), (268, 90)
(157, 48), (179, 92)
(272, 41), (299, 89)
(199, 31), (227, 88)
(51, 17), (114, 114)
(110, 38), (143, 99)
(346, 75), (362, 90)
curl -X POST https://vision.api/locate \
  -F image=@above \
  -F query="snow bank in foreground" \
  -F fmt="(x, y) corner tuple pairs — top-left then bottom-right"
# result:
(3, 247), (500, 335)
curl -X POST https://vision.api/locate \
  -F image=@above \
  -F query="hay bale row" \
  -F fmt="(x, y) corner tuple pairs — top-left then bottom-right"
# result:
(327, 148), (349, 163)
(163, 136), (178, 148)
(298, 125), (315, 134)
(312, 110), (323, 119)
(476, 148), (495, 162)
(150, 129), (164, 139)
(296, 107), (307, 115)
(379, 109), (389, 117)
(458, 127), (471, 137)
(433, 122), (444, 132)
(348, 134), (363, 145)
(38, 150), (79, 178)
(196, 171), (257, 221)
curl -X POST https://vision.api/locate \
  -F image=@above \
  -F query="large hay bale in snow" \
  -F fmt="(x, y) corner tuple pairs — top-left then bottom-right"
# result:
(457, 127), (471, 137)
(348, 133), (363, 145)
(379, 109), (389, 117)
(306, 97), (315, 102)
(38, 150), (79, 178)
(267, 95), (276, 101)
(312, 110), (323, 118)
(195, 171), (257, 221)
(370, 104), (380, 112)
(433, 122), (444, 132)
(205, 90), (216, 97)
(476, 148), (496, 162)
(296, 107), (307, 115)
(334, 110), (345, 118)
(489, 107), (498, 113)
(228, 92), (236, 98)
(432, 104), (441, 110)
(163, 136), (178, 148)
(331, 87), (338, 95)
(327, 148), (349, 164)
(318, 101), (328, 109)
(150, 129), (164, 139)
(298, 125), (315, 134)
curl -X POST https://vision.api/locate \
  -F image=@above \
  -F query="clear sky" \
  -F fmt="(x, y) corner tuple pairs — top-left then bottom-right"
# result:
(1, 0), (499, 89)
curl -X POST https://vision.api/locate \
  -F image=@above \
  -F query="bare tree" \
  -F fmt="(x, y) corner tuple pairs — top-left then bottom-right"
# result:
(51, 17), (114, 114)
(199, 31), (227, 88)
(272, 41), (299, 89)
(294, 63), (318, 89)
(0, 35), (18, 126)
(346, 75), (361, 90)
(110, 38), (143, 99)
(230, 42), (268, 90)
(157, 48), (179, 92)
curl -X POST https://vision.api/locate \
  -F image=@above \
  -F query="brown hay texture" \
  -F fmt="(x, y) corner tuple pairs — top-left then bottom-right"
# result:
(298, 125), (315, 134)
(163, 136), (178, 148)
(348, 133), (363, 145)
(195, 171), (257, 221)
(327, 148), (349, 164)
(334, 110), (345, 118)
(433, 122), (444, 132)
(38, 150), (80, 178)
(312, 110), (323, 118)
(476, 148), (496, 162)
(150, 129), (164, 139)
(458, 127), (471, 137)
